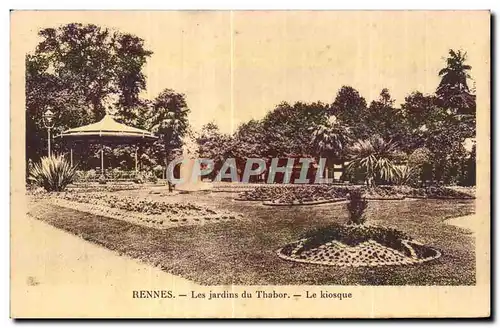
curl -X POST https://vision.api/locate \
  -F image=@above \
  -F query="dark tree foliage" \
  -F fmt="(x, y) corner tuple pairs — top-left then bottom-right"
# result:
(260, 101), (330, 158)
(330, 86), (369, 139)
(149, 89), (190, 164)
(436, 49), (476, 115)
(26, 23), (153, 162)
(365, 88), (408, 145)
(197, 122), (233, 178)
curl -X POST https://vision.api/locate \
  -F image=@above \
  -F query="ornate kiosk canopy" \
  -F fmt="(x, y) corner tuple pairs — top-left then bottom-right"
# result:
(56, 114), (158, 178)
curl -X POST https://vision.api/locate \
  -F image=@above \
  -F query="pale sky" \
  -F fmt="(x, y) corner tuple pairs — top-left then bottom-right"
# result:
(15, 11), (490, 133)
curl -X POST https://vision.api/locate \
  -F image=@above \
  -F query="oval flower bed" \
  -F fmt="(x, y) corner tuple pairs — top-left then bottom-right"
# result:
(46, 192), (243, 229)
(277, 224), (441, 267)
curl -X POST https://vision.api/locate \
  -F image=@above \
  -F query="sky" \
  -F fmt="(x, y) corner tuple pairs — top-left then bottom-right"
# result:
(15, 11), (490, 133)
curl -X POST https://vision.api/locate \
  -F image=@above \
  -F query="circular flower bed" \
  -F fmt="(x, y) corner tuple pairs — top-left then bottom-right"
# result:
(277, 224), (441, 267)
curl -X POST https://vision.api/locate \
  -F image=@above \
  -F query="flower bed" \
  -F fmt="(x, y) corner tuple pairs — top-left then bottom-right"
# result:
(45, 192), (243, 229)
(277, 224), (441, 267)
(263, 198), (347, 206)
(363, 186), (405, 200)
(238, 184), (473, 205)
(401, 186), (475, 199)
(67, 183), (144, 193)
(238, 186), (283, 201)
(239, 185), (405, 205)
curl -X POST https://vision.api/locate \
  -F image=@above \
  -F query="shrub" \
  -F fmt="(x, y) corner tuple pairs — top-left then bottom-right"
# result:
(394, 165), (420, 186)
(153, 165), (164, 178)
(28, 155), (77, 192)
(133, 172), (144, 184)
(346, 189), (368, 225)
(147, 172), (158, 184)
(98, 174), (107, 184)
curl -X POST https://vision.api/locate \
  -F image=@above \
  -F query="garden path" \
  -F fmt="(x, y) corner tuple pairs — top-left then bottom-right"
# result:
(11, 212), (198, 318)
(445, 214), (478, 234)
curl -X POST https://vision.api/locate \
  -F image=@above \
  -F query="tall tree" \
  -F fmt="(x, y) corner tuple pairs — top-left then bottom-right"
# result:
(197, 122), (233, 178)
(401, 91), (447, 151)
(231, 119), (266, 160)
(261, 101), (330, 157)
(365, 88), (408, 145)
(26, 23), (152, 161)
(330, 86), (369, 139)
(436, 49), (476, 115)
(149, 89), (190, 190)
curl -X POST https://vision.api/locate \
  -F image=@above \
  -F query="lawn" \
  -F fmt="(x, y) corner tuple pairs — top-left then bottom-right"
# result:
(28, 190), (476, 286)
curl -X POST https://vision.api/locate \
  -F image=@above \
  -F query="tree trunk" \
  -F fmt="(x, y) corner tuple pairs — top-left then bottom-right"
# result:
(366, 175), (375, 188)
(164, 154), (173, 192)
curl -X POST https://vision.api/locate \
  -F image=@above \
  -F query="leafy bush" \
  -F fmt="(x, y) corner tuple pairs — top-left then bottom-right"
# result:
(345, 136), (400, 187)
(133, 172), (145, 184)
(346, 189), (368, 225)
(28, 155), (77, 192)
(394, 165), (420, 186)
(153, 165), (164, 178)
(146, 172), (158, 183)
(98, 174), (107, 184)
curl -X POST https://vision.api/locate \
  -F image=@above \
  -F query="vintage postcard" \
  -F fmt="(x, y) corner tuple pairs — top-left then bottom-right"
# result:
(10, 10), (490, 318)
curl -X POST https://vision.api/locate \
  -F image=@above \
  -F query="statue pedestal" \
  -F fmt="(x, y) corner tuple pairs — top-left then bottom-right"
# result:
(175, 158), (212, 192)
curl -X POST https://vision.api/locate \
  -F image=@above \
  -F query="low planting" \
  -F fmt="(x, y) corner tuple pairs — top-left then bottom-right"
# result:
(268, 185), (349, 205)
(291, 224), (412, 257)
(401, 186), (474, 199)
(67, 183), (144, 193)
(28, 155), (77, 192)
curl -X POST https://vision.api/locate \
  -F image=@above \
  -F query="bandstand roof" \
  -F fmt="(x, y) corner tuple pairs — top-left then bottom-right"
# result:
(57, 114), (157, 143)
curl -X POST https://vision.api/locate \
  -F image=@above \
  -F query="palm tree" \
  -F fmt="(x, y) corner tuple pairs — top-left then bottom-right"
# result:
(436, 49), (475, 114)
(311, 115), (350, 161)
(345, 136), (399, 187)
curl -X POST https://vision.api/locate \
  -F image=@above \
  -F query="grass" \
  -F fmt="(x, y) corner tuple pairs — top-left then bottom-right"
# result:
(28, 190), (476, 286)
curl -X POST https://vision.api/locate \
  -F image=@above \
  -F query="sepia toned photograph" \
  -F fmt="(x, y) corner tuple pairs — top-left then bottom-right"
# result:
(10, 10), (490, 318)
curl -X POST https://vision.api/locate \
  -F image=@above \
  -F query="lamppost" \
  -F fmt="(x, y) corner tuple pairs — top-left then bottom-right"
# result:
(43, 109), (55, 157)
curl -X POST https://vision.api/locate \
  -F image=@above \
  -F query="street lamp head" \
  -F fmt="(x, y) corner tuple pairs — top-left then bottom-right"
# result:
(43, 109), (55, 127)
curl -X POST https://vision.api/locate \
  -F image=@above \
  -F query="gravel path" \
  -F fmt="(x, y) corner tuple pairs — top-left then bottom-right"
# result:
(11, 212), (197, 318)
(445, 214), (478, 234)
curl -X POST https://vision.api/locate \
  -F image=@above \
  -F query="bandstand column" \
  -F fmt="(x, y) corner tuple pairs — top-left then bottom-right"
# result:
(135, 146), (138, 173)
(101, 142), (104, 176)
